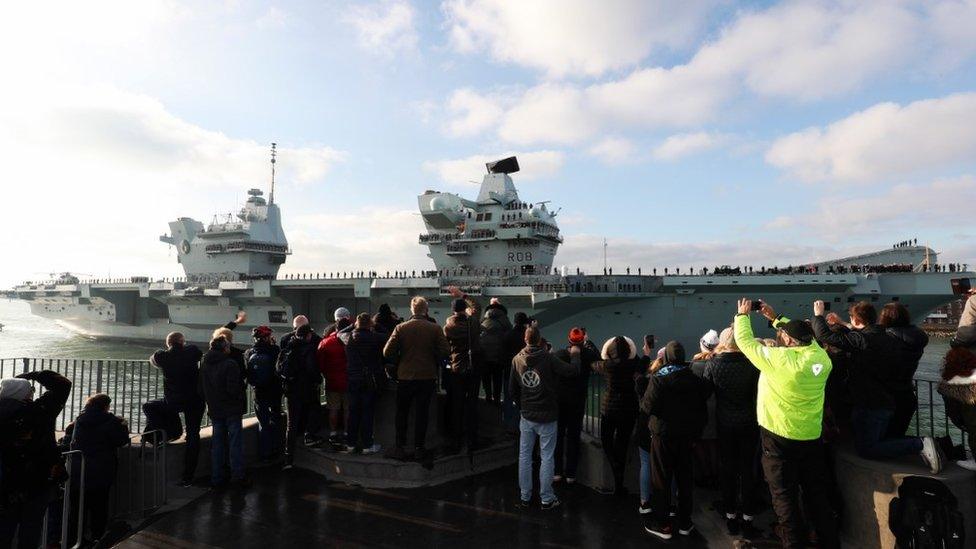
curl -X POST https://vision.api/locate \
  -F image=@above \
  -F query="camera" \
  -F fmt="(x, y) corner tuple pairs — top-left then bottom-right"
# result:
(751, 300), (764, 311)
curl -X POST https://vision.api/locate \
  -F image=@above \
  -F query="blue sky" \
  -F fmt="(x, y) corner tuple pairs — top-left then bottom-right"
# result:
(1, 0), (975, 288)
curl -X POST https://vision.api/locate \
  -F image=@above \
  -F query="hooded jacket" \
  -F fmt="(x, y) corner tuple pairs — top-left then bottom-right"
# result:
(0, 370), (71, 503)
(243, 340), (281, 399)
(345, 327), (387, 385)
(885, 325), (929, 393)
(69, 407), (130, 490)
(200, 349), (246, 418)
(553, 340), (601, 405)
(318, 323), (354, 392)
(444, 313), (484, 374)
(373, 304), (401, 336)
(150, 343), (204, 408)
(510, 345), (580, 423)
(811, 316), (900, 410)
(479, 307), (512, 366)
(736, 314), (832, 441)
(640, 342), (711, 437)
(591, 337), (640, 416)
(938, 348), (976, 406)
(703, 351), (759, 430)
(383, 315), (451, 380)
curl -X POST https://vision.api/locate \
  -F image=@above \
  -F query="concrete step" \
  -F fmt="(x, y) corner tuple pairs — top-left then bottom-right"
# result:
(294, 438), (517, 488)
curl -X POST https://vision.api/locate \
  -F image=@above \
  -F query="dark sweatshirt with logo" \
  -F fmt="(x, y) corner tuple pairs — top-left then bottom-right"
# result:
(509, 345), (580, 423)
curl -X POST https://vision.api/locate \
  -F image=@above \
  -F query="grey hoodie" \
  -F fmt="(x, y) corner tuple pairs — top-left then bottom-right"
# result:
(509, 345), (579, 423)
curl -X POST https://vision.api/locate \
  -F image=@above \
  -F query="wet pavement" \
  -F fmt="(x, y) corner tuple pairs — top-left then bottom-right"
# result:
(117, 464), (749, 548)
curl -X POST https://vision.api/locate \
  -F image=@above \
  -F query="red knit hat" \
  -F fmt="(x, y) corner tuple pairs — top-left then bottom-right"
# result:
(568, 327), (586, 345)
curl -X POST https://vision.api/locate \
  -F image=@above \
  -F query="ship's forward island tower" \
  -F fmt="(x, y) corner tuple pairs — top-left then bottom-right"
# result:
(160, 144), (290, 284)
(418, 157), (562, 277)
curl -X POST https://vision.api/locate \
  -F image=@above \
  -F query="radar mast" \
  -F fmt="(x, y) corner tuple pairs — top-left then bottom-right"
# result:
(269, 142), (277, 205)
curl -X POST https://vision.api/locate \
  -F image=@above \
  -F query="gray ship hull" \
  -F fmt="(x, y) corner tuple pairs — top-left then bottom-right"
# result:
(14, 271), (973, 352)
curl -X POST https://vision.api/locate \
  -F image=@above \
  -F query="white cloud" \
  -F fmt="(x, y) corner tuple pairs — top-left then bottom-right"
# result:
(256, 6), (288, 29)
(556, 234), (851, 274)
(444, 88), (506, 136)
(422, 151), (565, 186)
(807, 176), (976, 236)
(652, 131), (731, 161)
(442, 0), (716, 77)
(587, 137), (636, 165)
(343, 0), (419, 57)
(443, 1), (976, 146)
(498, 85), (596, 145)
(0, 85), (346, 288)
(286, 209), (428, 276)
(759, 176), (976, 241)
(766, 93), (976, 182)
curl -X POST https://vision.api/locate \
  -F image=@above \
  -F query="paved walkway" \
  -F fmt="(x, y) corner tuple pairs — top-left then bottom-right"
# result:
(117, 465), (761, 548)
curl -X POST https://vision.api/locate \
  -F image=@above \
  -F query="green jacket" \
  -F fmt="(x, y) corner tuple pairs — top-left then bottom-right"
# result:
(733, 314), (832, 441)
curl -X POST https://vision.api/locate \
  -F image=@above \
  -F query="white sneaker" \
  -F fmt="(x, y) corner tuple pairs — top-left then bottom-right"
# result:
(921, 436), (944, 474)
(565, 477), (576, 485)
(363, 444), (382, 455)
(552, 475), (563, 483)
(956, 459), (976, 471)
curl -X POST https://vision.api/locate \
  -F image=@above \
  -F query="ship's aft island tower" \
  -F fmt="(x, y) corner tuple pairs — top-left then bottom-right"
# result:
(160, 144), (290, 284)
(418, 156), (562, 276)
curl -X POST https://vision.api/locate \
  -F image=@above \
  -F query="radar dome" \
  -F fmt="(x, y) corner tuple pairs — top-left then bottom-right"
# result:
(530, 206), (546, 218)
(429, 194), (460, 212)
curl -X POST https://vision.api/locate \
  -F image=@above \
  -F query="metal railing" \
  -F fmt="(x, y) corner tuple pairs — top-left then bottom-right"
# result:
(579, 373), (969, 449)
(36, 431), (167, 549)
(0, 357), (262, 432)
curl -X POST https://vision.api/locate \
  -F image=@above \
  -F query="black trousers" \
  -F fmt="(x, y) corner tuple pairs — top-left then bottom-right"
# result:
(481, 361), (504, 403)
(760, 428), (840, 549)
(555, 400), (585, 477)
(447, 372), (480, 449)
(68, 483), (111, 544)
(0, 485), (50, 549)
(886, 390), (917, 439)
(718, 424), (759, 516)
(600, 412), (636, 490)
(650, 435), (694, 524)
(395, 379), (436, 450)
(285, 385), (319, 457)
(178, 400), (204, 481)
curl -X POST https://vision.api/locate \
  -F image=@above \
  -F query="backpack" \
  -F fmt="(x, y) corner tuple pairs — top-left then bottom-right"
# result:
(141, 399), (183, 444)
(277, 343), (301, 385)
(889, 476), (965, 548)
(246, 346), (277, 388)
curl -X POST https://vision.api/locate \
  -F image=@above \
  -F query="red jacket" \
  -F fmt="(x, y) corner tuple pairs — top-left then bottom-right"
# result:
(317, 332), (348, 392)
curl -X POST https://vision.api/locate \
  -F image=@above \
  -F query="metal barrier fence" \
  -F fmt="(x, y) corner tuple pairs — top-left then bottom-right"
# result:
(0, 357), (260, 432)
(2, 356), (967, 449)
(36, 431), (167, 549)
(580, 372), (970, 448)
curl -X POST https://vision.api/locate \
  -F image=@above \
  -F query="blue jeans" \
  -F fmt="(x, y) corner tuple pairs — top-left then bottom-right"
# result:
(519, 417), (557, 503)
(851, 407), (922, 460)
(211, 415), (244, 484)
(254, 394), (281, 459)
(346, 381), (378, 449)
(638, 446), (652, 504)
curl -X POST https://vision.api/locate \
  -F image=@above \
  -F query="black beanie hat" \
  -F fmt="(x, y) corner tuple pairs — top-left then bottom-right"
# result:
(378, 303), (392, 316)
(664, 340), (686, 364)
(781, 319), (814, 344)
(452, 298), (468, 313)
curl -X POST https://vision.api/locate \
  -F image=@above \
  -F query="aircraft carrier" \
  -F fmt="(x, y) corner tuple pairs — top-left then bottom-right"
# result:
(8, 153), (974, 350)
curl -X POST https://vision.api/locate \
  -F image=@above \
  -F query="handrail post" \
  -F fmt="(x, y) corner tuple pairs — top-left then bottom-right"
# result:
(73, 456), (86, 549)
(21, 357), (28, 374)
(96, 360), (104, 393)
